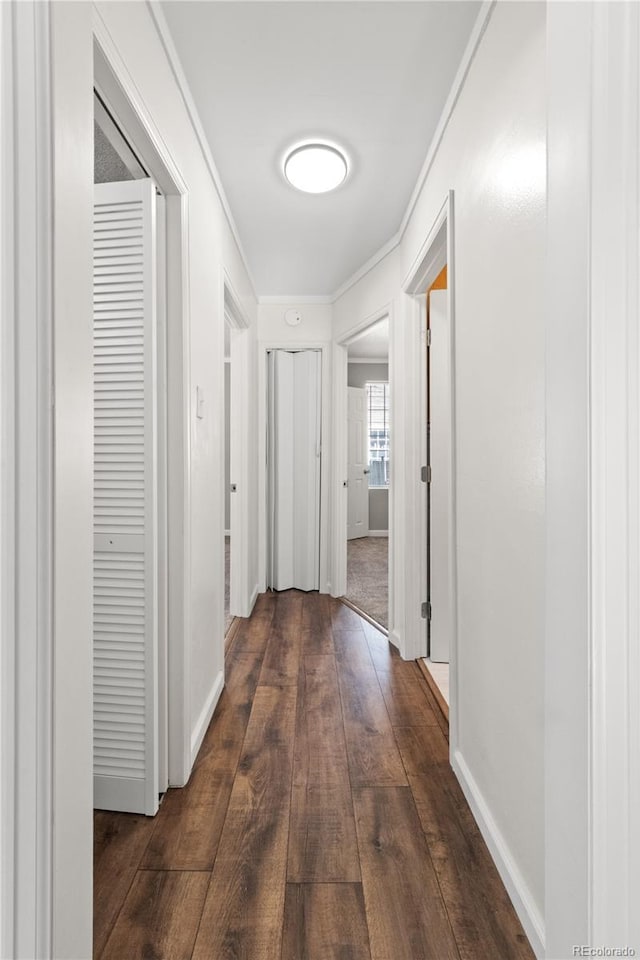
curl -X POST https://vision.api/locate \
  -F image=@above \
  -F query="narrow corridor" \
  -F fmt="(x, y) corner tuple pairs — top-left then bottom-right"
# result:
(94, 592), (533, 960)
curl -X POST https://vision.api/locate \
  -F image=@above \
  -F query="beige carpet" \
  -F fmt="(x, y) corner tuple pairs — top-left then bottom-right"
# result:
(346, 536), (388, 628)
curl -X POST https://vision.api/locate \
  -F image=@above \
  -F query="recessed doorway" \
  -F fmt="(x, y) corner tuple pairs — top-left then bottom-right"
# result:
(403, 191), (456, 727)
(343, 317), (390, 630)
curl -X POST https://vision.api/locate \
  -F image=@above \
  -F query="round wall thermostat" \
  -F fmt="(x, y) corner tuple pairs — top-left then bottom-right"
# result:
(284, 308), (302, 327)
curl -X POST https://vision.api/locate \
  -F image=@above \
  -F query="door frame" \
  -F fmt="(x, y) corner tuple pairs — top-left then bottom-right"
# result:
(546, 4), (640, 952)
(223, 270), (255, 618)
(2, 3), (57, 954)
(94, 16), (193, 787)
(402, 191), (457, 739)
(332, 304), (392, 609)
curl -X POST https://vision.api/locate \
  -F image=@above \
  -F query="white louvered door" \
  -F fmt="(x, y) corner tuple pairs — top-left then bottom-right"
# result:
(93, 179), (158, 816)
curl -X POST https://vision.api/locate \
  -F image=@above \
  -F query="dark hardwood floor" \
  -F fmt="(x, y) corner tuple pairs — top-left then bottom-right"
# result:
(94, 591), (534, 960)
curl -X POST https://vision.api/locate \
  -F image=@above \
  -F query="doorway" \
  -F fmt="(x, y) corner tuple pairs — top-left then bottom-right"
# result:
(403, 191), (456, 723)
(93, 94), (168, 813)
(93, 31), (192, 800)
(336, 315), (390, 631)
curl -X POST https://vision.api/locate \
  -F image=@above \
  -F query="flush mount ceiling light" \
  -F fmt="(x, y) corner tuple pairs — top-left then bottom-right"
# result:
(284, 142), (348, 194)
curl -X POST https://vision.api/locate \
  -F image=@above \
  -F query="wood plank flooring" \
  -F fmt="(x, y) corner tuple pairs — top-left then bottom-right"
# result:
(94, 590), (534, 960)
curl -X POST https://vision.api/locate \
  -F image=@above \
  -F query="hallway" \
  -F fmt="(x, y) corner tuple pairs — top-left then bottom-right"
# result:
(94, 591), (533, 960)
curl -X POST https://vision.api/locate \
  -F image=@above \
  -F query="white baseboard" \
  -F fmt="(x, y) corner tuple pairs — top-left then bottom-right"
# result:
(190, 669), (224, 766)
(367, 529), (389, 537)
(248, 582), (259, 615)
(390, 628), (402, 651)
(451, 748), (545, 959)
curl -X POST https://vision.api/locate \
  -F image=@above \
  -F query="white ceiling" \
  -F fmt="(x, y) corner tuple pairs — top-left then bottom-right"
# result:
(347, 318), (389, 360)
(161, 1), (481, 297)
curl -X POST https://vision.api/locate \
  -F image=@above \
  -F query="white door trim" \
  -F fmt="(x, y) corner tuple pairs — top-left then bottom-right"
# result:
(402, 192), (457, 732)
(223, 270), (256, 617)
(546, 4), (640, 955)
(2, 3), (56, 955)
(588, 4), (640, 950)
(93, 14), (193, 787)
(0, 6), (16, 951)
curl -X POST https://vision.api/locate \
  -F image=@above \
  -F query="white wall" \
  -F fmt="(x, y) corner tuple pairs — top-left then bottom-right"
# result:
(93, 2), (259, 762)
(334, 249), (400, 343)
(333, 2), (546, 952)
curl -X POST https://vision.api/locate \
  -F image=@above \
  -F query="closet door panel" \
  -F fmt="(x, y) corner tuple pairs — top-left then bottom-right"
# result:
(93, 178), (158, 816)
(267, 349), (321, 592)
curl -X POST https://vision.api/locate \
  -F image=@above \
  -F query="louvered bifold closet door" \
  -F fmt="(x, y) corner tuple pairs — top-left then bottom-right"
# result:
(93, 179), (158, 816)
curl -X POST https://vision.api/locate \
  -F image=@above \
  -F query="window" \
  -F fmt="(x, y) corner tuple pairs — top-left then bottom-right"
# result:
(366, 382), (390, 487)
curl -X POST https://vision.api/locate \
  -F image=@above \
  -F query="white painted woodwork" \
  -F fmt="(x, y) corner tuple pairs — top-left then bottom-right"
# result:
(537, 4), (640, 950)
(347, 387), (368, 540)
(428, 289), (453, 663)
(0, 12), (14, 955)
(155, 193), (168, 796)
(267, 349), (321, 592)
(51, 4), (95, 956)
(93, 178), (158, 816)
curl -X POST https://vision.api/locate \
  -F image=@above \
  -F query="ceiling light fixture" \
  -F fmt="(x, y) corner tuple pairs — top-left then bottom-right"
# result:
(284, 142), (348, 194)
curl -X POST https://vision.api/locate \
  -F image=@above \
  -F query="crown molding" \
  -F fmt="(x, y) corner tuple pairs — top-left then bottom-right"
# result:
(146, 0), (258, 300)
(258, 294), (334, 306)
(347, 357), (389, 364)
(397, 0), (495, 240)
(331, 232), (401, 303)
(331, 0), (495, 305)
(147, 0), (495, 309)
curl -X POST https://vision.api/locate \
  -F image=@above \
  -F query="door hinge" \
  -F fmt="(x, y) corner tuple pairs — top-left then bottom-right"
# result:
(426, 328), (432, 347)
(421, 601), (432, 620)
(420, 465), (432, 483)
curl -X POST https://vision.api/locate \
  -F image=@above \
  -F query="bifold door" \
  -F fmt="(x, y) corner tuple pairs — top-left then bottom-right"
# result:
(267, 349), (321, 591)
(93, 179), (159, 815)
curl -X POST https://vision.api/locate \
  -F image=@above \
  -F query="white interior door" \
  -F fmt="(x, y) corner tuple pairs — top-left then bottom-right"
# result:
(429, 289), (453, 663)
(267, 349), (321, 591)
(93, 178), (159, 815)
(347, 386), (369, 540)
